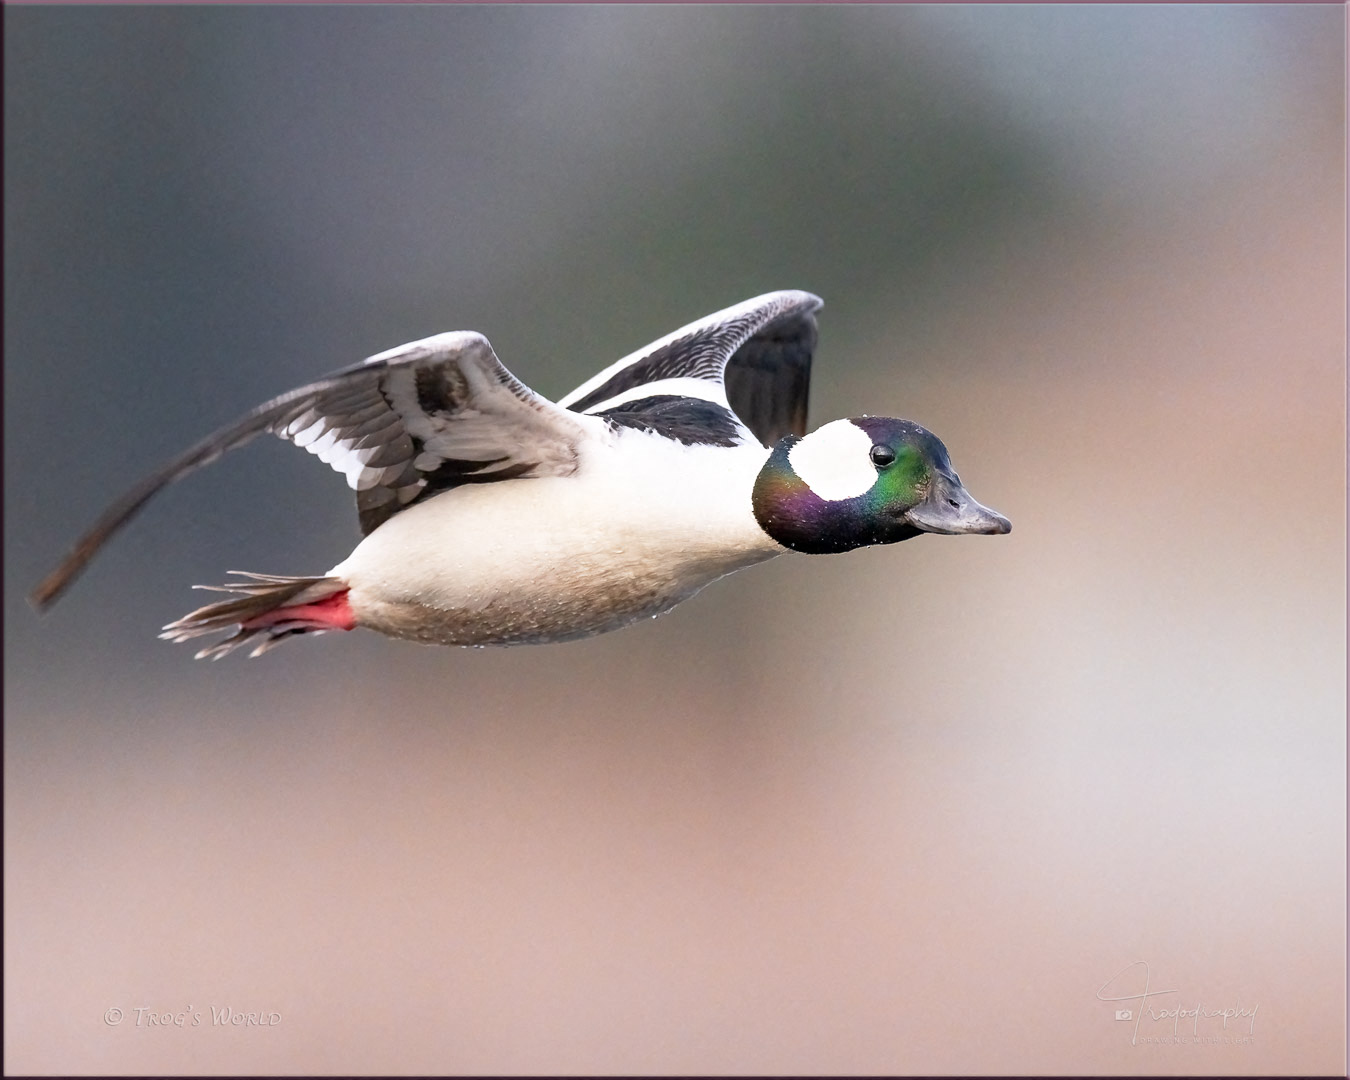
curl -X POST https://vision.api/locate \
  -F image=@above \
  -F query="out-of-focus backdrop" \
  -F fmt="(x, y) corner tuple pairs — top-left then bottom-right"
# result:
(5, 6), (1344, 1075)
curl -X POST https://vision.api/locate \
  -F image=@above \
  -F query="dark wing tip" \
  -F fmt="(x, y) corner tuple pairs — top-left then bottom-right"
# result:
(559, 289), (824, 418)
(27, 405), (279, 613)
(724, 299), (819, 447)
(29, 564), (73, 612)
(28, 477), (168, 612)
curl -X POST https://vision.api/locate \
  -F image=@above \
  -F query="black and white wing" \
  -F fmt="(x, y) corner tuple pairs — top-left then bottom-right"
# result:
(31, 331), (597, 610)
(558, 290), (820, 448)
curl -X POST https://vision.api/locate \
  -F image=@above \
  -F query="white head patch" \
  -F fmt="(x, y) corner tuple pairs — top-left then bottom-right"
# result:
(788, 419), (878, 501)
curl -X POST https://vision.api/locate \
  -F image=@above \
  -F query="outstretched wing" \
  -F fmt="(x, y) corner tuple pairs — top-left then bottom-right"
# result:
(558, 290), (820, 448)
(31, 331), (596, 611)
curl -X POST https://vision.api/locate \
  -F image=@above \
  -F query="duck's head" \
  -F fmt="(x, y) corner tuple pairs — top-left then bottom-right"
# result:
(751, 417), (1011, 554)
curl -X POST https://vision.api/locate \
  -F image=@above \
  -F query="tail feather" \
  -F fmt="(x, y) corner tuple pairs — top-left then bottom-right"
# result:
(160, 572), (353, 659)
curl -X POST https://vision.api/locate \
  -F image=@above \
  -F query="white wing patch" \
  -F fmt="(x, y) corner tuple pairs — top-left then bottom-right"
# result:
(787, 419), (877, 501)
(284, 404), (411, 492)
(576, 377), (732, 415)
(556, 291), (821, 442)
(558, 292), (813, 411)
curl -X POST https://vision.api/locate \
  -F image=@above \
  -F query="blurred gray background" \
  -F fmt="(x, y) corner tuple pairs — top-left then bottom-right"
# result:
(5, 6), (1344, 1074)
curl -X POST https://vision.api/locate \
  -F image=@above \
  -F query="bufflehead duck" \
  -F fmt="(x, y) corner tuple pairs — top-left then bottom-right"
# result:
(31, 291), (1010, 657)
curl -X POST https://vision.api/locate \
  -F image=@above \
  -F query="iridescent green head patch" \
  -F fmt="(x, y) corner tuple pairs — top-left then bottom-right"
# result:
(752, 417), (949, 554)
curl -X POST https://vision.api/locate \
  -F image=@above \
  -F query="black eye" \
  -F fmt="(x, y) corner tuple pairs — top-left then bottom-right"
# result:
(869, 444), (896, 468)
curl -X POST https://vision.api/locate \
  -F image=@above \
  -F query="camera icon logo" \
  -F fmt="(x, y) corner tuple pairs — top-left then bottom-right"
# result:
(1114, 1009), (1133, 1021)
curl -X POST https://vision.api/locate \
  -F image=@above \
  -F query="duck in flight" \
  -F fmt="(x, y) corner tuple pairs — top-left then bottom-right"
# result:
(30, 290), (1010, 658)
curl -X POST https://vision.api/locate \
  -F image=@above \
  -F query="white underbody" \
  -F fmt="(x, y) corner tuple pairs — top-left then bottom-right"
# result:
(328, 427), (786, 645)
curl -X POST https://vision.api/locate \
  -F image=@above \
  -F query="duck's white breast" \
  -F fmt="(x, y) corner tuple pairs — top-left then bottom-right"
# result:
(328, 429), (784, 645)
